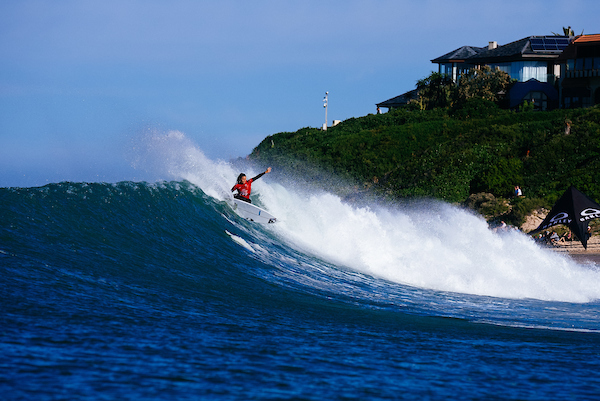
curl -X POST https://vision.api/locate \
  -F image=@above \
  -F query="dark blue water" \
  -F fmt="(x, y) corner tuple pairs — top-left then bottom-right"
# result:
(2, 181), (600, 400)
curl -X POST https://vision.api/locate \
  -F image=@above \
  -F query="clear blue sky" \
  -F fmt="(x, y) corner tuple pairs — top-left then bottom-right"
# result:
(1, 0), (598, 187)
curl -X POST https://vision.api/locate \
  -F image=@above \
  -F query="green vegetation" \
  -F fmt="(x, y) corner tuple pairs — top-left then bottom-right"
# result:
(249, 97), (600, 226)
(413, 66), (513, 111)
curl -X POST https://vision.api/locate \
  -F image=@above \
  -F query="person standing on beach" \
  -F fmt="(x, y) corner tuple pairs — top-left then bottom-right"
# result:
(514, 186), (522, 197)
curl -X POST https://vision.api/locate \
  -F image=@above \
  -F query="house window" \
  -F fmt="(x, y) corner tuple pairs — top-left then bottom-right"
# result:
(584, 58), (593, 70)
(457, 65), (471, 81)
(567, 59), (575, 71)
(493, 61), (547, 82)
(575, 58), (584, 70)
(564, 97), (584, 109)
(594, 57), (600, 70)
(523, 91), (548, 110)
(523, 62), (547, 82)
(441, 63), (452, 76)
(488, 62), (511, 79)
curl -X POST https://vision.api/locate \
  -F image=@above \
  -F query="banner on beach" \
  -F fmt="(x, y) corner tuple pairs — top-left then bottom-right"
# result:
(531, 186), (600, 249)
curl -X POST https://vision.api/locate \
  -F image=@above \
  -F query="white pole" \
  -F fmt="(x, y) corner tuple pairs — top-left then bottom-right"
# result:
(323, 91), (328, 130)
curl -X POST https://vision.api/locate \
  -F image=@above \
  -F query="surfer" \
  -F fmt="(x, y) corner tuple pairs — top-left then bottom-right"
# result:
(231, 167), (272, 203)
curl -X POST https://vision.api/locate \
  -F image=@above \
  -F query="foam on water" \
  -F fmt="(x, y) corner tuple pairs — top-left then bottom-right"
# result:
(138, 131), (600, 303)
(261, 184), (600, 302)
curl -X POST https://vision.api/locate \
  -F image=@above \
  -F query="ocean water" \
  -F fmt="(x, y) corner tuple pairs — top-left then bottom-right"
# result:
(3, 134), (600, 400)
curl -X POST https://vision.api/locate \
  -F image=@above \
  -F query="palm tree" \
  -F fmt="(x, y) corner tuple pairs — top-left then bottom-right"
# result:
(415, 73), (454, 110)
(552, 26), (582, 37)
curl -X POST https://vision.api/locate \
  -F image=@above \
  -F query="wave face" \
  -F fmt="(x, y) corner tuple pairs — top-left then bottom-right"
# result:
(3, 133), (600, 399)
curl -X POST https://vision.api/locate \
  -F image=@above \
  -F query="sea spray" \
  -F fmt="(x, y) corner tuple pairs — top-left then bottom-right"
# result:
(135, 130), (600, 302)
(258, 185), (600, 302)
(130, 128), (236, 200)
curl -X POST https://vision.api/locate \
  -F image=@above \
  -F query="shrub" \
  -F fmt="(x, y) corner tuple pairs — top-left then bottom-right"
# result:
(450, 98), (502, 120)
(464, 193), (510, 218)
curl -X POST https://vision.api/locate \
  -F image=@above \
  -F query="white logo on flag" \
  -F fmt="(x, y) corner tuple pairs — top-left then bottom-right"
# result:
(580, 208), (600, 222)
(549, 212), (569, 224)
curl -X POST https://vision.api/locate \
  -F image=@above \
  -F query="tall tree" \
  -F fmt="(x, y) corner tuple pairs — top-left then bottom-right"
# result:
(413, 72), (455, 110)
(454, 66), (513, 107)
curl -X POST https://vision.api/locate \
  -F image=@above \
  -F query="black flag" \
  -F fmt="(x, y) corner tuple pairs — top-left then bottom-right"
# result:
(531, 186), (600, 249)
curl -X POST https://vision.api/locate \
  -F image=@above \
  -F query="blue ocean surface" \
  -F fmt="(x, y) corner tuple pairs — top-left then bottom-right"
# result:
(3, 140), (600, 400)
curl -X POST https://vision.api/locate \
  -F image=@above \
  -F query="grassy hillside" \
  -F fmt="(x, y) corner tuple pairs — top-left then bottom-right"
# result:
(249, 100), (600, 224)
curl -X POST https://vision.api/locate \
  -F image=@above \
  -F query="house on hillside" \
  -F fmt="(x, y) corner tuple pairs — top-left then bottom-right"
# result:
(377, 35), (577, 112)
(439, 36), (572, 110)
(557, 34), (600, 108)
(376, 45), (485, 111)
(375, 89), (419, 111)
(464, 36), (570, 85)
(430, 45), (486, 83)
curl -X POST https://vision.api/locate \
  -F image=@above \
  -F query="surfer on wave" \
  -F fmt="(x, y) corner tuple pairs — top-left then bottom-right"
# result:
(231, 167), (272, 203)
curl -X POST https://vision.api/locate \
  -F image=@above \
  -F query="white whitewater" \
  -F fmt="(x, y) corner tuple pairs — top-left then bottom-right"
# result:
(134, 130), (600, 303)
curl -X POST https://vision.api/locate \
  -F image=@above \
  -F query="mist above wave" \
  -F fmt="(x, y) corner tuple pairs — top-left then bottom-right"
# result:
(134, 129), (600, 302)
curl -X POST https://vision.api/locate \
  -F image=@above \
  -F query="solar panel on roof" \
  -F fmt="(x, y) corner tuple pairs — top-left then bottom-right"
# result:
(530, 38), (545, 51)
(530, 37), (571, 52)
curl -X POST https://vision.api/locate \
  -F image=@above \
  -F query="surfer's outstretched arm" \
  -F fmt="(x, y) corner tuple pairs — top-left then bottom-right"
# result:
(251, 167), (272, 182)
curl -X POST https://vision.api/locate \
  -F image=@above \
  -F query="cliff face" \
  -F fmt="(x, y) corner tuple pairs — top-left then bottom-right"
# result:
(520, 209), (548, 232)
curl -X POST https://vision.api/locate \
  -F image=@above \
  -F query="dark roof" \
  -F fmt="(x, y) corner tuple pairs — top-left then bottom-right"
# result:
(467, 36), (571, 63)
(376, 89), (419, 108)
(467, 37), (530, 62)
(431, 46), (486, 63)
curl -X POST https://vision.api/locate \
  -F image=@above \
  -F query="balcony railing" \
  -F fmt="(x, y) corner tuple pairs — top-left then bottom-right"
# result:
(565, 69), (600, 78)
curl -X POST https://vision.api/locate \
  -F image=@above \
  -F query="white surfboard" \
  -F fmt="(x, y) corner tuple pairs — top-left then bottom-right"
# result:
(233, 198), (277, 224)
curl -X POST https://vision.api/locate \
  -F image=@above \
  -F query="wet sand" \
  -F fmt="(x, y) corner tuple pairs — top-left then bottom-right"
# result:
(551, 237), (600, 264)
(569, 252), (600, 264)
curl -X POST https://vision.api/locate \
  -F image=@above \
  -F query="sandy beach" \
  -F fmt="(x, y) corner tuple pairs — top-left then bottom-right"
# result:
(520, 211), (600, 263)
(549, 236), (600, 264)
